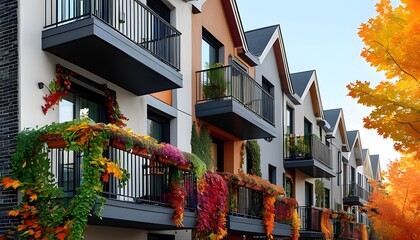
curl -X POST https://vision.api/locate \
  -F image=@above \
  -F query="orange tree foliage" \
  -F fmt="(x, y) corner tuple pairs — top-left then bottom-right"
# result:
(347, 0), (420, 157)
(366, 155), (420, 239)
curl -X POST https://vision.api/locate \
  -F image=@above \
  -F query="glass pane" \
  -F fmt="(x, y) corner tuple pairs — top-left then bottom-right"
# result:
(80, 97), (100, 122)
(147, 119), (163, 143)
(202, 39), (217, 69)
(59, 92), (75, 123)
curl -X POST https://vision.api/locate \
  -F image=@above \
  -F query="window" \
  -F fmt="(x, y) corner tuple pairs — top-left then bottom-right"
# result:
(212, 137), (224, 172)
(351, 166), (356, 184)
(268, 164), (276, 185)
(262, 77), (274, 123)
(337, 151), (342, 186)
(202, 28), (222, 69)
(147, 110), (170, 143)
(59, 82), (107, 123)
(324, 188), (330, 208)
(285, 176), (293, 198)
(358, 173), (362, 187)
(286, 106), (294, 134)
(304, 118), (312, 135)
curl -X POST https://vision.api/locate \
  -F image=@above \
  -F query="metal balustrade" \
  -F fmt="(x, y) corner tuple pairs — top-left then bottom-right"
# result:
(48, 145), (196, 209)
(227, 184), (263, 219)
(297, 206), (322, 231)
(284, 135), (333, 168)
(196, 65), (275, 125)
(44, 0), (181, 70)
(344, 183), (370, 201)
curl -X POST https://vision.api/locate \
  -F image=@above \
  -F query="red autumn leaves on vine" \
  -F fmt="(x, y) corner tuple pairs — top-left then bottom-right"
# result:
(42, 65), (72, 115)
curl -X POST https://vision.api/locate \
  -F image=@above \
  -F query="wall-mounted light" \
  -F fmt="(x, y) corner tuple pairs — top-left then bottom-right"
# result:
(38, 82), (52, 94)
(264, 137), (273, 142)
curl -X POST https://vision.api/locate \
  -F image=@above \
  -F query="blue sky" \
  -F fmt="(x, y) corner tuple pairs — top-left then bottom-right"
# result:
(236, 0), (400, 168)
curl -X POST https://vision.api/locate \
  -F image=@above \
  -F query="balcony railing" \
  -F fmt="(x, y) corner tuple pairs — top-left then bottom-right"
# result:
(48, 145), (197, 209)
(333, 219), (360, 239)
(228, 183), (263, 219)
(297, 206), (322, 232)
(344, 183), (370, 201)
(284, 135), (332, 168)
(196, 65), (275, 125)
(44, 0), (181, 70)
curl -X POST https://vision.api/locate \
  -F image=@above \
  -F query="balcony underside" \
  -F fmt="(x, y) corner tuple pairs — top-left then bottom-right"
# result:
(42, 18), (182, 96)
(284, 159), (335, 178)
(195, 99), (276, 140)
(227, 215), (291, 237)
(343, 196), (367, 206)
(89, 199), (196, 230)
(299, 230), (325, 239)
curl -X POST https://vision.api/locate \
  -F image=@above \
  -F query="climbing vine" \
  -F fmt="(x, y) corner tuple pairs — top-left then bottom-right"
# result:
(191, 122), (213, 170)
(246, 140), (261, 177)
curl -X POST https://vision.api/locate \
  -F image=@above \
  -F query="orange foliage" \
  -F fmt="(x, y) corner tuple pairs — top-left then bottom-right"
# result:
(366, 155), (420, 239)
(348, 0), (420, 158)
(320, 209), (333, 240)
(263, 195), (276, 239)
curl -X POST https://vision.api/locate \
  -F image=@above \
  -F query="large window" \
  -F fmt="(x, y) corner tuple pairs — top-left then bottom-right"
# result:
(324, 188), (330, 208)
(286, 106), (294, 134)
(202, 28), (222, 69)
(59, 82), (107, 123)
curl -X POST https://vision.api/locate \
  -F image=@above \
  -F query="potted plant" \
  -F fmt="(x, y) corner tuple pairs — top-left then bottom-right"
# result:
(203, 62), (226, 99)
(289, 139), (310, 158)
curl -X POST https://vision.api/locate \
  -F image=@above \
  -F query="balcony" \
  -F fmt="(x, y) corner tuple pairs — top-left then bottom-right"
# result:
(195, 65), (276, 140)
(283, 135), (335, 178)
(42, 0), (182, 96)
(226, 182), (291, 237)
(297, 206), (325, 238)
(333, 218), (361, 240)
(48, 145), (197, 230)
(343, 183), (370, 206)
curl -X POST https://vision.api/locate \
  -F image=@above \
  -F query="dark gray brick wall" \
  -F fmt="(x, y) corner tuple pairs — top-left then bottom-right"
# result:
(0, 0), (19, 234)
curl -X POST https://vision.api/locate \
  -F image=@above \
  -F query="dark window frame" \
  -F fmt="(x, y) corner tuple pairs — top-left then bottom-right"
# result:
(268, 164), (276, 185)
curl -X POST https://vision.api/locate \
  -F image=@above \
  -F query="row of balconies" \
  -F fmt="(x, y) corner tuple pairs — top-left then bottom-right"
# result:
(48, 144), (291, 237)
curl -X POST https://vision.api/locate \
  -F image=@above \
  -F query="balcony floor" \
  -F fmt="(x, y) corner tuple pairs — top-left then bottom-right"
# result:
(42, 17), (182, 95)
(195, 98), (276, 139)
(89, 199), (196, 230)
(284, 159), (335, 178)
(227, 215), (291, 237)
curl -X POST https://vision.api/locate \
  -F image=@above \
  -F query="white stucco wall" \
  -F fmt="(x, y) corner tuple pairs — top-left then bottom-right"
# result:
(255, 47), (284, 186)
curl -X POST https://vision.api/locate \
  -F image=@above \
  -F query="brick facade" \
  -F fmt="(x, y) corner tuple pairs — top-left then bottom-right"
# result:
(0, 0), (19, 234)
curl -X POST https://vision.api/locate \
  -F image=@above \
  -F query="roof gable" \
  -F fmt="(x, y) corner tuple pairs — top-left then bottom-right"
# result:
(324, 108), (349, 151)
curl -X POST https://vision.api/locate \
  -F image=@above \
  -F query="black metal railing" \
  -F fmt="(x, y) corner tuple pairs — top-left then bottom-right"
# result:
(48, 145), (196, 209)
(196, 65), (275, 125)
(284, 135), (333, 168)
(344, 183), (370, 201)
(44, 0), (181, 70)
(297, 206), (322, 232)
(228, 184), (263, 219)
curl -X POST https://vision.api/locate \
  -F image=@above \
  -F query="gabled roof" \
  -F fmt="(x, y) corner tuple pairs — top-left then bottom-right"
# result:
(362, 149), (369, 162)
(324, 108), (349, 151)
(221, 0), (259, 66)
(245, 25), (278, 57)
(347, 130), (363, 166)
(245, 24), (298, 103)
(290, 70), (315, 98)
(370, 154), (381, 181)
(363, 149), (373, 178)
(289, 70), (326, 121)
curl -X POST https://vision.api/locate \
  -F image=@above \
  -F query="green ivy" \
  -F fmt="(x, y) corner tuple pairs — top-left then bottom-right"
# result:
(191, 122), (213, 170)
(315, 179), (325, 208)
(246, 140), (261, 177)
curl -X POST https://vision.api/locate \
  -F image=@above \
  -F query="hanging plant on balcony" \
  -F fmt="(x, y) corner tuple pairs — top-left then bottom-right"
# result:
(196, 171), (228, 240)
(203, 62), (226, 99)
(41, 64), (72, 114)
(263, 195), (276, 239)
(104, 85), (129, 127)
(275, 198), (300, 240)
(1, 119), (204, 239)
(168, 168), (186, 228)
(183, 152), (207, 178)
(320, 208), (334, 240)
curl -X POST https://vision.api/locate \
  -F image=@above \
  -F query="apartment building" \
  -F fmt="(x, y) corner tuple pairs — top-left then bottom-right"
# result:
(2, 0), (196, 239)
(0, 0), (382, 239)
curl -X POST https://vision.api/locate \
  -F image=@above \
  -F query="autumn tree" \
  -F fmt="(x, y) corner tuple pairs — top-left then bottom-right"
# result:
(348, 0), (420, 239)
(366, 156), (420, 239)
(347, 0), (420, 158)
